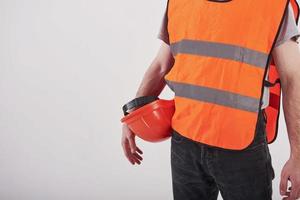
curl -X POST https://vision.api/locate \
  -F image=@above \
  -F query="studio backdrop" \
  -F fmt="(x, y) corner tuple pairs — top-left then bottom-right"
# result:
(0, 0), (299, 199)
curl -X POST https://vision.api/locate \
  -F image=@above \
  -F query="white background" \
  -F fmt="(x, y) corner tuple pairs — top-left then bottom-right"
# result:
(0, 0), (299, 199)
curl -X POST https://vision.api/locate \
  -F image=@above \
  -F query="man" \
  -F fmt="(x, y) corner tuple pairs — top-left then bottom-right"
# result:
(121, 1), (300, 199)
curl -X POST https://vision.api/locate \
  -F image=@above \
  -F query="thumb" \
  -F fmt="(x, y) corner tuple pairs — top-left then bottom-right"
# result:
(280, 174), (289, 195)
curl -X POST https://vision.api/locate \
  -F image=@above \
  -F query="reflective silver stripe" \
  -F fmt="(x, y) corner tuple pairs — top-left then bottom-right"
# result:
(166, 80), (260, 113)
(170, 39), (269, 68)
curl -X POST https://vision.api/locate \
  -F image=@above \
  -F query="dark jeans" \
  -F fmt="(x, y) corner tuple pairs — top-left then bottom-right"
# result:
(170, 110), (275, 200)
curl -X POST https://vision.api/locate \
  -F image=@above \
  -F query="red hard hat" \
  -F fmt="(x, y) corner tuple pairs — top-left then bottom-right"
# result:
(121, 96), (175, 142)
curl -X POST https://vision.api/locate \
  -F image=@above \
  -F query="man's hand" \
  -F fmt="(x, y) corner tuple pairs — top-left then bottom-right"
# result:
(121, 124), (143, 165)
(280, 157), (300, 200)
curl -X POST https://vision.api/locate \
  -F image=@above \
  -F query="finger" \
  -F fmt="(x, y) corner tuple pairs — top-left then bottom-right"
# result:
(128, 135), (137, 153)
(280, 174), (289, 195)
(136, 146), (143, 154)
(290, 179), (300, 199)
(132, 156), (141, 165)
(292, 187), (300, 199)
(283, 191), (291, 197)
(133, 152), (143, 161)
(296, 182), (300, 199)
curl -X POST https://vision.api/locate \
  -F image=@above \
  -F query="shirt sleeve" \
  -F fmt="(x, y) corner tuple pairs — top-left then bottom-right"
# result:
(274, 3), (300, 47)
(157, 10), (170, 45)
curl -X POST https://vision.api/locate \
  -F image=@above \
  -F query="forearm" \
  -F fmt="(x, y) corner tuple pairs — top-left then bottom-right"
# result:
(136, 58), (167, 97)
(135, 42), (174, 98)
(135, 60), (168, 98)
(282, 73), (300, 159)
(136, 42), (174, 100)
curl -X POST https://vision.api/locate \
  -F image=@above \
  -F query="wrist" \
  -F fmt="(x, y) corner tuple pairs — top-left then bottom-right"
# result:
(290, 152), (300, 161)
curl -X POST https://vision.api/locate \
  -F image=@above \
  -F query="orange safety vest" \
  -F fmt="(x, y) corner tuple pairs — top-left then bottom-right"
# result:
(164, 0), (299, 150)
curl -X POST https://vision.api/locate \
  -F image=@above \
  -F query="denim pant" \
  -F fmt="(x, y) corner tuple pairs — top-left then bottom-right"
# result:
(170, 110), (275, 200)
